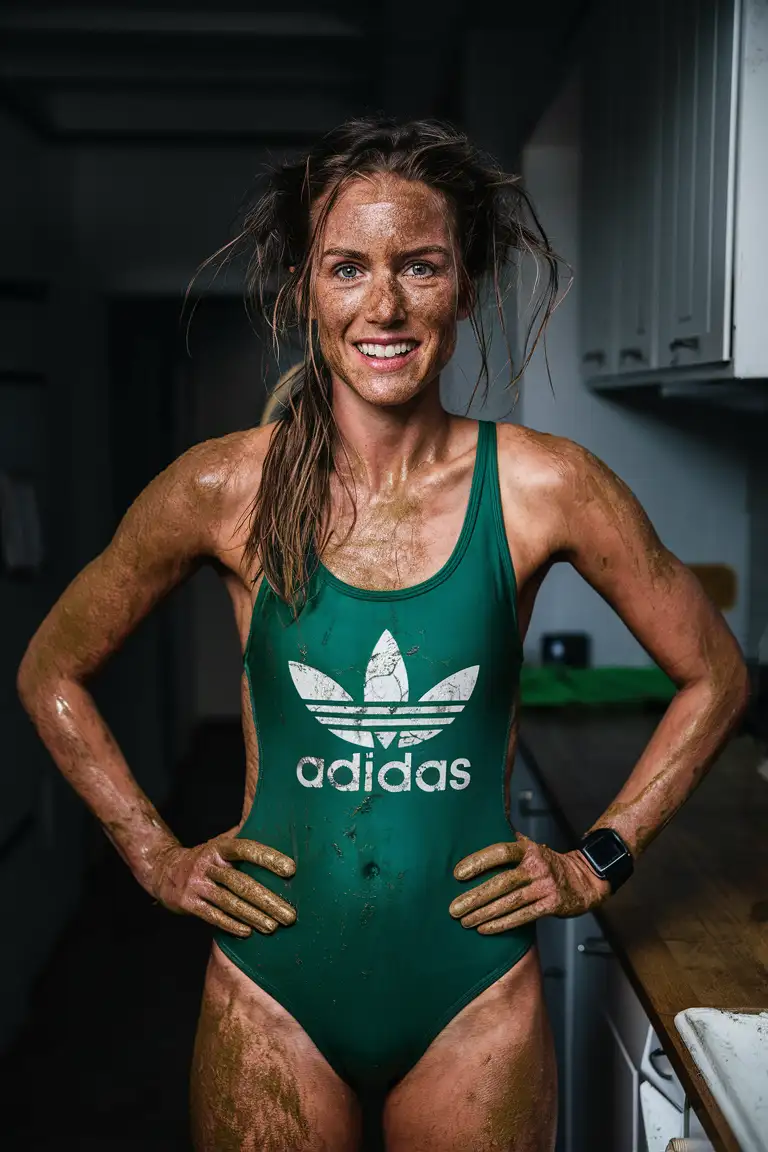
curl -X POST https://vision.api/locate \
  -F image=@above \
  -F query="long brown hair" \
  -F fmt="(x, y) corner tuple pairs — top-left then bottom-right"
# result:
(200, 117), (567, 612)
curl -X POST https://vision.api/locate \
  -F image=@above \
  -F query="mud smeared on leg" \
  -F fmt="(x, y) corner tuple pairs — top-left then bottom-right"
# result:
(190, 959), (314, 1152)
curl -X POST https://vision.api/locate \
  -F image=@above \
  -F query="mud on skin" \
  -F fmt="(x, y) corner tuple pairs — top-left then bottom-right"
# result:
(191, 960), (313, 1152)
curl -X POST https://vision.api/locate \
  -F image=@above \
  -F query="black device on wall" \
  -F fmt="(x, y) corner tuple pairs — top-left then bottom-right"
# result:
(540, 632), (591, 668)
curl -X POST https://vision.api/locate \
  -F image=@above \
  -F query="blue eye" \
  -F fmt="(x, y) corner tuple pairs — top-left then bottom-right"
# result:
(409, 262), (434, 277)
(335, 264), (359, 280)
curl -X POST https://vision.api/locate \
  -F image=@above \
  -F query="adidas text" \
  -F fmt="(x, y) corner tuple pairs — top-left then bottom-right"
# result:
(295, 751), (471, 792)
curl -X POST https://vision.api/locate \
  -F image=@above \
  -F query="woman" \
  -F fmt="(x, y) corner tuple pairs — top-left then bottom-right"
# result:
(17, 118), (749, 1151)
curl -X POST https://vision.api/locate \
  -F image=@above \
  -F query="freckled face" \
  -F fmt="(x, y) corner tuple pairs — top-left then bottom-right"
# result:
(311, 174), (462, 408)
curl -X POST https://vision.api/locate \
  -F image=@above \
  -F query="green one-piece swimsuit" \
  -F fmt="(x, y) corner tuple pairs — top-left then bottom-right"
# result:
(215, 419), (535, 1105)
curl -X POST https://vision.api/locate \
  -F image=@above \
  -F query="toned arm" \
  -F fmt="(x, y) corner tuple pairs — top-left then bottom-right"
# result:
(448, 430), (750, 937)
(551, 438), (750, 856)
(17, 430), (297, 936)
(16, 439), (232, 884)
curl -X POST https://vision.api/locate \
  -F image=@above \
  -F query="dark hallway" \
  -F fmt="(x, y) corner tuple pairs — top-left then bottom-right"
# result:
(2, 723), (245, 1151)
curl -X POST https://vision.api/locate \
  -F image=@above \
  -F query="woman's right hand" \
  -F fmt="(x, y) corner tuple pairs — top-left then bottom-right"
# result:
(148, 834), (297, 938)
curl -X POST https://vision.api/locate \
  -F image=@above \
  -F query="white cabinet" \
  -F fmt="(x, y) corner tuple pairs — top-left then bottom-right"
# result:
(578, 0), (768, 386)
(657, 0), (739, 369)
(580, 5), (622, 379)
(580, 0), (667, 379)
(614, 0), (663, 375)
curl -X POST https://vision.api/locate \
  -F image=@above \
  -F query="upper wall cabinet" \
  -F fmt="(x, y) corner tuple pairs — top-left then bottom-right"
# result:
(580, 0), (768, 386)
(658, 0), (737, 370)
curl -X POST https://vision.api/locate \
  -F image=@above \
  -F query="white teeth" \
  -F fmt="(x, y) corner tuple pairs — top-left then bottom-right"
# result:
(357, 341), (417, 358)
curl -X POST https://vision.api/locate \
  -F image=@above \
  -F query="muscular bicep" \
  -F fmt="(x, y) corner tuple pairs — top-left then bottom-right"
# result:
(556, 445), (744, 690)
(20, 444), (226, 687)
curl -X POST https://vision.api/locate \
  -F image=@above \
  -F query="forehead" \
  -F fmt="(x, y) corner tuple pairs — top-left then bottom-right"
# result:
(318, 173), (453, 250)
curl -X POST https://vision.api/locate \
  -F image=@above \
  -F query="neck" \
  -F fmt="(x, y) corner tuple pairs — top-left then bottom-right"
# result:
(330, 376), (453, 494)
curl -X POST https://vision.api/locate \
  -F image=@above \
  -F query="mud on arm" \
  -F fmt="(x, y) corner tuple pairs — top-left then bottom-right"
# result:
(554, 441), (750, 858)
(16, 442), (226, 890)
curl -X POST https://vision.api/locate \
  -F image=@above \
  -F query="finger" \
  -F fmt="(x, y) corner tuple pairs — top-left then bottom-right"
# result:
(476, 901), (548, 934)
(221, 839), (296, 878)
(460, 883), (540, 928)
(454, 840), (526, 881)
(208, 886), (279, 934)
(208, 865), (297, 926)
(449, 869), (531, 919)
(190, 896), (252, 938)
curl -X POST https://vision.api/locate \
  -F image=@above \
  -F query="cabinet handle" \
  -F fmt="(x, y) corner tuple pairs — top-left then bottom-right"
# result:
(577, 936), (613, 957)
(582, 350), (606, 365)
(518, 789), (551, 817)
(619, 347), (645, 363)
(649, 1045), (674, 1081)
(669, 336), (700, 352)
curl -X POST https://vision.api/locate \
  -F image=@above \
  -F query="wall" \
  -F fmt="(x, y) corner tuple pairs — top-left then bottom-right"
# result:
(0, 110), (92, 1051)
(518, 70), (750, 666)
(69, 145), (271, 295)
(180, 297), (269, 720)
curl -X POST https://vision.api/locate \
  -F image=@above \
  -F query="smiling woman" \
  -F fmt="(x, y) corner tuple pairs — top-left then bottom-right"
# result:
(18, 114), (749, 1152)
(198, 117), (565, 613)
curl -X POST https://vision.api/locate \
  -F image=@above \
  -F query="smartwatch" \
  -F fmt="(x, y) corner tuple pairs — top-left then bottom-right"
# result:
(579, 827), (634, 893)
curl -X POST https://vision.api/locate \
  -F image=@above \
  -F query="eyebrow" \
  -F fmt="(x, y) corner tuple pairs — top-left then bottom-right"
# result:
(321, 245), (452, 261)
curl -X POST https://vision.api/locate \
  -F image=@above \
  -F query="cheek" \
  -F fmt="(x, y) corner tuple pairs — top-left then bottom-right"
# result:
(410, 286), (459, 349)
(314, 283), (361, 325)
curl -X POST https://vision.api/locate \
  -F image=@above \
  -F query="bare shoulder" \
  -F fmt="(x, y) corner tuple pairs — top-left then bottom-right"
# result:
(179, 425), (272, 551)
(130, 424), (274, 563)
(494, 421), (589, 504)
(494, 421), (639, 562)
(496, 419), (665, 564)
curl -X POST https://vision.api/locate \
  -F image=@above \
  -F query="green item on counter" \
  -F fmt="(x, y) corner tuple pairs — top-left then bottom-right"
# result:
(520, 665), (677, 706)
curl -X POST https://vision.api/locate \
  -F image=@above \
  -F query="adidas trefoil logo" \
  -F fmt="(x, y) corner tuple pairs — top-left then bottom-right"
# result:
(288, 629), (479, 750)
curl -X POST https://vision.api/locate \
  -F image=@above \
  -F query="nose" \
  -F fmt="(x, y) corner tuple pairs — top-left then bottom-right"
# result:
(364, 271), (406, 327)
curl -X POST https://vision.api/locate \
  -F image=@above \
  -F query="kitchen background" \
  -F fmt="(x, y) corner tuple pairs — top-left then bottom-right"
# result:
(1, 1), (766, 1150)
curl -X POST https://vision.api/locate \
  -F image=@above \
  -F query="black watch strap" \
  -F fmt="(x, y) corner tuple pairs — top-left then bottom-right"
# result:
(579, 827), (634, 893)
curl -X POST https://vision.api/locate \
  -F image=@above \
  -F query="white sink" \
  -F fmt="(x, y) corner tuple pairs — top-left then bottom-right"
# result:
(675, 1008), (768, 1152)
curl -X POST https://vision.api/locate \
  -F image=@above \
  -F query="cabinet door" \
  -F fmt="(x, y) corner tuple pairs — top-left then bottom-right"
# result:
(568, 914), (646, 1152)
(657, 0), (738, 367)
(615, 0), (663, 373)
(537, 913), (568, 1152)
(568, 913), (614, 1150)
(580, 4), (622, 379)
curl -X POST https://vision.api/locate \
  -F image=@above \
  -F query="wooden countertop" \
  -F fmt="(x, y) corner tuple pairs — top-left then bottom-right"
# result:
(519, 707), (768, 1152)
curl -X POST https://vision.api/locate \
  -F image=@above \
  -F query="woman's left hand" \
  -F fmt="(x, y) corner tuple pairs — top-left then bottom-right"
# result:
(448, 832), (612, 934)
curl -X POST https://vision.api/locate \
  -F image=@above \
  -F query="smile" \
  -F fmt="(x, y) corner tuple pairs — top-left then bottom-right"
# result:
(352, 340), (421, 371)
(355, 341), (419, 358)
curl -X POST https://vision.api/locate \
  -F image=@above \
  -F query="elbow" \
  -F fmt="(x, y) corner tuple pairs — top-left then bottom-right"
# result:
(16, 642), (51, 713)
(16, 649), (38, 711)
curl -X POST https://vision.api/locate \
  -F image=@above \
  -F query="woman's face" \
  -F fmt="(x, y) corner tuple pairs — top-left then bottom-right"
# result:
(311, 173), (463, 408)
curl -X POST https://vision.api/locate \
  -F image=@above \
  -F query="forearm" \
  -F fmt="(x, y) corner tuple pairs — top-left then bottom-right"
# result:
(586, 673), (750, 858)
(18, 674), (179, 891)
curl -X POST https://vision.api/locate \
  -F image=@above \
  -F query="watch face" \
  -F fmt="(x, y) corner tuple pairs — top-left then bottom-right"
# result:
(585, 829), (627, 871)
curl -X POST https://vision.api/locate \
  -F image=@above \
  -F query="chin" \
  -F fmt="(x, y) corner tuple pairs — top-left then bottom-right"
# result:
(346, 369), (434, 408)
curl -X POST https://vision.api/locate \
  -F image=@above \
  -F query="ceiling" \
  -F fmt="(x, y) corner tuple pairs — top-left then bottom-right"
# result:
(0, 1), (590, 148)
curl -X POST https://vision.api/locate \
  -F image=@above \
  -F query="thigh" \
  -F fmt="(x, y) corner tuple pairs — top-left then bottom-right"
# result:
(190, 942), (362, 1152)
(382, 944), (557, 1152)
